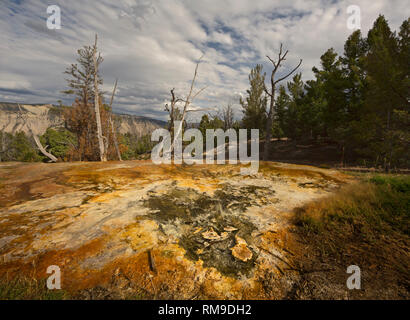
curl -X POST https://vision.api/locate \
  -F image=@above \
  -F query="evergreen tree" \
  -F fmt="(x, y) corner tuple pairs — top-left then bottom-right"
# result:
(40, 128), (77, 161)
(363, 15), (406, 169)
(198, 114), (211, 138)
(63, 44), (103, 106)
(313, 48), (346, 138)
(285, 73), (305, 140)
(273, 85), (289, 139)
(301, 79), (327, 140)
(63, 39), (114, 161)
(240, 64), (267, 135)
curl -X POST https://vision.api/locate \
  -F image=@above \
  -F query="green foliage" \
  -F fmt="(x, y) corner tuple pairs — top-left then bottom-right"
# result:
(40, 128), (77, 160)
(369, 175), (410, 194)
(62, 43), (103, 105)
(257, 15), (409, 169)
(240, 64), (267, 135)
(286, 73), (306, 140)
(296, 174), (410, 238)
(135, 135), (154, 155)
(14, 132), (41, 162)
(198, 114), (225, 148)
(0, 277), (70, 300)
(198, 114), (224, 136)
(0, 131), (43, 162)
(118, 133), (154, 160)
(118, 133), (133, 160)
(273, 85), (288, 139)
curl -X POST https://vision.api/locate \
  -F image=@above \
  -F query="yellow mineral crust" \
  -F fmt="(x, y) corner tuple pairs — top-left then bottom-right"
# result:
(231, 236), (253, 262)
(0, 161), (351, 299)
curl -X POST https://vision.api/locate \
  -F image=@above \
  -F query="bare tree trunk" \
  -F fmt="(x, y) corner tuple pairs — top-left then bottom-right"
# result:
(17, 104), (57, 162)
(263, 86), (275, 161)
(33, 135), (58, 162)
(165, 88), (178, 133)
(168, 55), (206, 155)
(93, 34), (107, 162)
(263, 44), (302, 161)
(108, 79), (122, 161)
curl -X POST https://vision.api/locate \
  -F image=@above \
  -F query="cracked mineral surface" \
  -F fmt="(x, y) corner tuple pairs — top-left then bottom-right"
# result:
(0, 161), (351, 299)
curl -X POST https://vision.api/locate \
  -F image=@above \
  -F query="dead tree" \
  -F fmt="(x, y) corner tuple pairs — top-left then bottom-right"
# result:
(93, 34), (107, 162)
(164, 88), (183, 133)
(222, 103), (234, 130)
(263, 44), (302, 161)
(108, 79), (122, 161)
(17, 104), (58, 162)
(166, 55), (207, 154)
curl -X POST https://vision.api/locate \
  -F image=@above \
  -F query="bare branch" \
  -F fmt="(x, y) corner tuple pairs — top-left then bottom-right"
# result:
(192, 85), (208, 100)
(170, 54), (205, 155)
(280, 50), (289, 64)
(33, 135), (58, 162)
(186, 107), (215, 113)
(263, 44), (302, 161)
(108, 78), (118, 109)
(108, 79), (122, 161)
(274, 59), (303, 84)
(263, 83), (272, 97)
(17, 104), (57, 162)
(266, 55), (277, 68)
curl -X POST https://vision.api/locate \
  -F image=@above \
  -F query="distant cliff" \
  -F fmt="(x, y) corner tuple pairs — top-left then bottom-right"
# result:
(0, 102), (166, 137)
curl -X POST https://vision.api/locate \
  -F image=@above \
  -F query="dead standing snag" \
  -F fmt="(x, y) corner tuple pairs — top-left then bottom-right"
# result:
(107, 79), (122, 161)
(166, 55), (207, 156)
(263, 44), (302, 161)
(93, 34), (107, 162)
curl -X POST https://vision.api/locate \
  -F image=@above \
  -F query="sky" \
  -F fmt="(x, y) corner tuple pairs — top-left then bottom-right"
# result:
(0, 0), (409, 121)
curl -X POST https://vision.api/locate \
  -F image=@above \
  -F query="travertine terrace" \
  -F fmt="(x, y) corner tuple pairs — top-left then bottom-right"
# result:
(0, 161), (351, 299)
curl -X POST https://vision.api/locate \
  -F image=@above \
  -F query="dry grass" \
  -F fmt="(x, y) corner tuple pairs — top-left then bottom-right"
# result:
(294, 174), (409, 240)
(291, 174), (410, 299)
(0, 276), (70, 300)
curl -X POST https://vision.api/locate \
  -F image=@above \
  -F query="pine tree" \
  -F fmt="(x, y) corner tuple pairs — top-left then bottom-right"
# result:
(63, 39), (112, 161)
(364, 15), (405, 170)
(273, 85), (289, 139)
(285, 74), (305, 140)
(301, 79), (327, 140)
(63, 44), (103, 106)
(342, 30), (368, 122)
(240, 64), (267, 135)
(394, 18), (410, 167)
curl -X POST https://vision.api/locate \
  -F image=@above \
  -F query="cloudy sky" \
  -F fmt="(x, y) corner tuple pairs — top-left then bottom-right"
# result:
(0, 0), (408, 121)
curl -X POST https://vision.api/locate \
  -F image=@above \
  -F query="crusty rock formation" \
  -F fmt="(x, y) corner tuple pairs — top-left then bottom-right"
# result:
(0, 102), (165, 137)
(0, 161), (351, 299)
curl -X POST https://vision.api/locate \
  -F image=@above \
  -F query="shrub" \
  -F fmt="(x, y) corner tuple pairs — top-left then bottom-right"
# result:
(40, 128), (77, 161)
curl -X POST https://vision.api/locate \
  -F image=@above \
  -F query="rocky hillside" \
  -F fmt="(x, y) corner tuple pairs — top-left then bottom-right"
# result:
(0, 103), (165, 137)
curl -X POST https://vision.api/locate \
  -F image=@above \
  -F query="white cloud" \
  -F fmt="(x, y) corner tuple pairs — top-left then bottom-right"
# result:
(0, 0), (408, 120)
